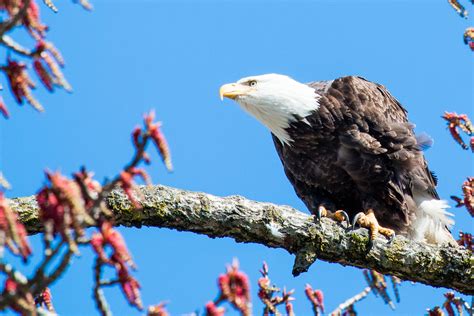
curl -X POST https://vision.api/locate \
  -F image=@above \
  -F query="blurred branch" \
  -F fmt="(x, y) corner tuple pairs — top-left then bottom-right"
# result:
(8, 185), (474, 295)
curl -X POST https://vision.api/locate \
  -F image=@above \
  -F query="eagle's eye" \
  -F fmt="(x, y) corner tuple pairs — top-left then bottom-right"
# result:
(248, 80), (257, 87)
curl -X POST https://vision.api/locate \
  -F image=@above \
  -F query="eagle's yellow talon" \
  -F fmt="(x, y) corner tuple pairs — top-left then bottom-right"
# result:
(317, 205), (328, 220)
(352, 209), (394, 244)
(333, 210), (350, 225)
(316, 206), (350, 228)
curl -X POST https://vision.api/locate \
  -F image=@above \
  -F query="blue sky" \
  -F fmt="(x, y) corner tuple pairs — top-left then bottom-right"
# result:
(0, 0), (473, 315)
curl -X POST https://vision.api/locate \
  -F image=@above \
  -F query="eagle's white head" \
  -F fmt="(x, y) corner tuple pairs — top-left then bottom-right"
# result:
(220, 74), (320, 145)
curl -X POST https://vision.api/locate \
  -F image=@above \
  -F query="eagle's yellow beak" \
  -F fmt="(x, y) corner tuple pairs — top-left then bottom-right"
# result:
(219, 83), (247, 101)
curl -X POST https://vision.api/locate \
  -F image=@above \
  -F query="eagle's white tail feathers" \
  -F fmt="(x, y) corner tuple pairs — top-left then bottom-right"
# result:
(410, 198), (455, 245)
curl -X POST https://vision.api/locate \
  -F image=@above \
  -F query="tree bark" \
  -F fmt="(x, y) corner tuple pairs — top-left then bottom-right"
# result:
(9, 185), (474, 295)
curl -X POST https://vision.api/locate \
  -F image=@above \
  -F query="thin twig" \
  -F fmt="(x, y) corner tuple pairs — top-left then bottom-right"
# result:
(0, 35), (32, 57)
(28, 240), (65, 289)
(93, 258), (112, 316)
(91, 134), (150, 215)
(330, 287), (371, 316)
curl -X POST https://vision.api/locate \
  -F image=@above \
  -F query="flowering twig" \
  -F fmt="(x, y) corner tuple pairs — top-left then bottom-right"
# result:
(442, 112), (474, 152)
(450, 177), (474, 217)
(257, 262), (295, 316)
(0, 110), (172, 314)
(305, 284), (324, 316)
(91, 222), (142, 311)
(210, 259), (251, 316)
(428, 292), (473, 316)
(0, 0), (92, 118)
(35, 287), (55, 313)
(93, 258), (113, 316)
(91, 110), (171, 214)
(457, 231), (473, 251)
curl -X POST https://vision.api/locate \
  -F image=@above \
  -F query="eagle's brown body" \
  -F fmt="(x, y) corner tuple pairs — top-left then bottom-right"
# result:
(272, 76), (438, 235)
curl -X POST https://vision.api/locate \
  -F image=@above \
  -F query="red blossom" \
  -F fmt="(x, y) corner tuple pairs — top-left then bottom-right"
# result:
(119, 171), (139, 208)
(46, 171), (90, 221)
(23, 0), (48, 38)
(91, 221), (141, 309)
(0, 96), (10, 118)
(129, 167), (152, 186)
(257, 262), (295, 315)
(285, 298), (295, 316)
(37, 170), (95, 252)
(33, 58), (53, 91)
(216, 259), (251, 315)
(460, 177), (474, 216)
(73, 167), (102, 208)
(13, 221), (31, 260)
(451, 177), (474, 217)
(35, 287), (55, 312)
(457, 231), (473, 251)
(4, 277), (18, 293)
(305, 284), (324, 314)
(4, 58), (43, 112)
(91, 221), (135, 268)
(132, 126), (142, 148)
(442, 112), (474, 151)
(115, 259), (142, 310)
(0, 1), (72, 116)
(147, 302), (169, 316)
(37, 186), (65, 235)
(0, 191), (32, 261)
(205, 301), (225, 316)
(119, 167), (151, 208)
(33, 41), (72, 92)
(35, 40), (64, 66)
(144, 111), (173, 171)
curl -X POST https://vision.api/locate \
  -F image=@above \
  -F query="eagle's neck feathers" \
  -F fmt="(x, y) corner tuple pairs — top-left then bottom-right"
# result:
(236, 76), (320, 145)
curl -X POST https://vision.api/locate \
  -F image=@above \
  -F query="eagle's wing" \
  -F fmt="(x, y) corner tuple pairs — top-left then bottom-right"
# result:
(308, 76), (438, 229)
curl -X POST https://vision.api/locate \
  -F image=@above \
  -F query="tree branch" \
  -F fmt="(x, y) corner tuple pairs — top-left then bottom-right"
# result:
(8, 185), (474, 295)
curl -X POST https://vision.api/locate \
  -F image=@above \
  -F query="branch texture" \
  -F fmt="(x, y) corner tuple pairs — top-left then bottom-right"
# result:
(8, 185), (474, 295)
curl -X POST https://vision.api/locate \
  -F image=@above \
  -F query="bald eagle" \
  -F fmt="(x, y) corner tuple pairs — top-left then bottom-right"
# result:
(220, 74), (455, 245)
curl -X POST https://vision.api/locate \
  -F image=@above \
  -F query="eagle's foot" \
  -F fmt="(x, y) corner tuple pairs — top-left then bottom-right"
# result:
(317, 206), (350, 228)
(352, 209), (395, 247)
